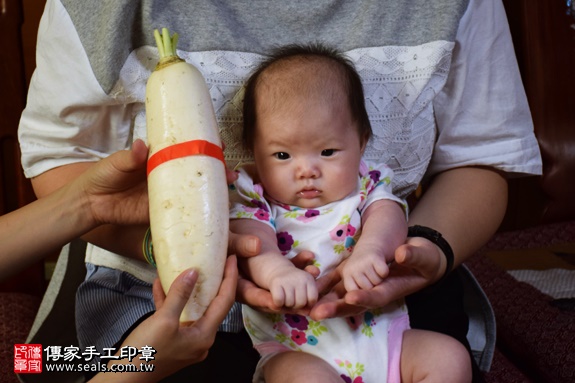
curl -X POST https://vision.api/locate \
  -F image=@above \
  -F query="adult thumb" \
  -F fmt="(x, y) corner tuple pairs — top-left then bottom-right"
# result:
(159, 268), (198, 320)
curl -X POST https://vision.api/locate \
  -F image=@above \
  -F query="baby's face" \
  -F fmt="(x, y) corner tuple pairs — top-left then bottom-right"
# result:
(253, 95), (364, 209)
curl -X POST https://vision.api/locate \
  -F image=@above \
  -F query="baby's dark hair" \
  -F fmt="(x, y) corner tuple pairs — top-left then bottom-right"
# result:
(242, 43), (372, 151)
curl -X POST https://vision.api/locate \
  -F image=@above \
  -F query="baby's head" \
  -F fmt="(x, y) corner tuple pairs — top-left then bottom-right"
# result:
(242, 43), (371, 152)
(241, 44), (372, 208)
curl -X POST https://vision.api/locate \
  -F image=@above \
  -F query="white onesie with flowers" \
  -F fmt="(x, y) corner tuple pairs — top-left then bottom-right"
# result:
(230, 160), (410, 383)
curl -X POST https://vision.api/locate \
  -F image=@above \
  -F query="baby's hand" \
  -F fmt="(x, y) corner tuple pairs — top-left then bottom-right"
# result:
(268, 267), (318, 309)
(341, 251), (390, 292)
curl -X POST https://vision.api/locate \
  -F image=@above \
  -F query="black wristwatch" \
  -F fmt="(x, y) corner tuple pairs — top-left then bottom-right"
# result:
(407, 225), (454, 284)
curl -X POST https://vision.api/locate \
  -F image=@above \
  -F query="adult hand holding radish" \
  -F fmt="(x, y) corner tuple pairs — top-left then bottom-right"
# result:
(94, 256), (239, 383)
(146, 28), (229, 323)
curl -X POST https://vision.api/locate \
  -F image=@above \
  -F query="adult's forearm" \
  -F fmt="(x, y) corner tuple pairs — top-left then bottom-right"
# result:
(408, 167), (508, 266)
(31, 162), (147, 260)
(0, 180), (92, 279)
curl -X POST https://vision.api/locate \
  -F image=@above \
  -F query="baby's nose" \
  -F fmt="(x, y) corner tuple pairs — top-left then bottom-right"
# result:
(297, 159), (320, 179)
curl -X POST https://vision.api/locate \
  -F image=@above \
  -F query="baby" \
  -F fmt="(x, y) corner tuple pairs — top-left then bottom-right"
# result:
(230, 44), (471, 383)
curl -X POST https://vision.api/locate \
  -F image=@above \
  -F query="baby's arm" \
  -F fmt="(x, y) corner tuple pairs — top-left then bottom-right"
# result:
(341, 199), (407, 291)
(230, 219), (318, 309)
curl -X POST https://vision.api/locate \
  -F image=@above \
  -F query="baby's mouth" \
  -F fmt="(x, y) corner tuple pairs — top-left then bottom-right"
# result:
(297, 188), (321, 199)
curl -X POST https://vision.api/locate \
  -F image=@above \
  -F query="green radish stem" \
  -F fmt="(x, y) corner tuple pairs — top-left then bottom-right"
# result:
(153, 27), (183, 69)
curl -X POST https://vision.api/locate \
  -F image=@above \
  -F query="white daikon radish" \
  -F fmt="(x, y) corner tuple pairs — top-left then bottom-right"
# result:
(146, 28), (229, 323)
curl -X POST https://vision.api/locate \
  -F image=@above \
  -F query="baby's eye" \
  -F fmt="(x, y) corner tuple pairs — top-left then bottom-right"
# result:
(274, 152), (291, 160)
(321, 149), (336, 157)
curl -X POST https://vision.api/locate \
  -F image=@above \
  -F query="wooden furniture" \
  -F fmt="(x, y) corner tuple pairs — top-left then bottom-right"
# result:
(472, 2), (575, 381)
(0, 2), (49, 381)
(501, 0), (575, 229)
(0, 0), (46, 296)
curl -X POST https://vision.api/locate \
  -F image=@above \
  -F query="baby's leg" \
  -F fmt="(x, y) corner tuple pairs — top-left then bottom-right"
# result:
(263, 351), (342, 383)
(401, 329), (472, 383)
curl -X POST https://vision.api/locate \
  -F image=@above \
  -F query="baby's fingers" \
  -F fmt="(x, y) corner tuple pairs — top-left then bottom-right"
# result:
(294, 282), (317, 309)
(343, 275), (361, 292)
(271, 285), (287, 308)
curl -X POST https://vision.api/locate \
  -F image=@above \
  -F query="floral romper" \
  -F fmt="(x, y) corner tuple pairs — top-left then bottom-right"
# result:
(230, 160), (410, 383)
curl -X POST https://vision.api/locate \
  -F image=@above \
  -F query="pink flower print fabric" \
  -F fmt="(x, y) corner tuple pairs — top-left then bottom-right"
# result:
(336, 359), (366, 383)
(276, 231), (295, 254)
(229, 160), (406, 275)
(243, 302), (409, 383)
(233, 160), (410, 382)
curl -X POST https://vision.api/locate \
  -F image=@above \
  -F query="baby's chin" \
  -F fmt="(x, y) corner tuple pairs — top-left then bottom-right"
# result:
(276, 191), (351, 209)
(290, 196), (333, 210)
(271, 196), (324, 209)
(294, 200), (324, 209)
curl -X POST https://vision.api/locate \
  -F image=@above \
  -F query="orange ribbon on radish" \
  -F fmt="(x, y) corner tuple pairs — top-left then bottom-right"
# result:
(147, 140), (225, 176)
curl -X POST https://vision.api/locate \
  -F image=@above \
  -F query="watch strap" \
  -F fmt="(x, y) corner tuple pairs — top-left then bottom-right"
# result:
(407, 225), (454, 284)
